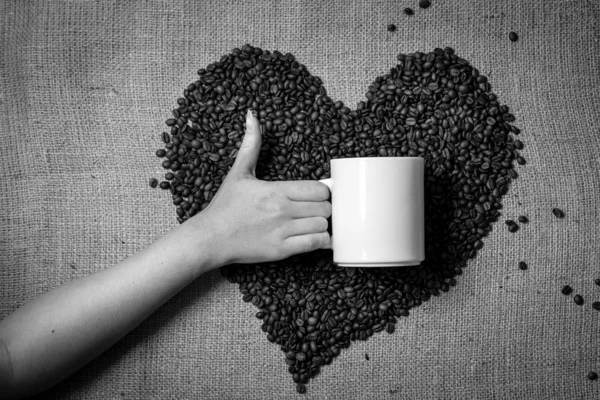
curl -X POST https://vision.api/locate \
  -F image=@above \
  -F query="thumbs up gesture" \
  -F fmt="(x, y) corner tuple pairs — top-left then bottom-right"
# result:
(196, 110), (332, 266)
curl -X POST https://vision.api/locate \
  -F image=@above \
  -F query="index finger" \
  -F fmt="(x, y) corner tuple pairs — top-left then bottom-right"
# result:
(278, 180), (330, 202)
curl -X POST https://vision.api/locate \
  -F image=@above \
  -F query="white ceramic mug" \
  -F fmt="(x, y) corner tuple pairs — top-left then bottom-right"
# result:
(319, 157), (424, 267)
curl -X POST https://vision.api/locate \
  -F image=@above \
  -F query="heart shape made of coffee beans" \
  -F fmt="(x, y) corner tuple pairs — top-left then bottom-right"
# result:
(153, 44), (524, 394)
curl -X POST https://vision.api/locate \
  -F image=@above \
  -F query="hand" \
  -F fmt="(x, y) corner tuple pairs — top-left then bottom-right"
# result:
(196, 110), (332, 266)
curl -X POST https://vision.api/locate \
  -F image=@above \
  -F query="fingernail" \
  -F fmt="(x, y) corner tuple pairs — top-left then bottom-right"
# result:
(246, 109), (254, 126)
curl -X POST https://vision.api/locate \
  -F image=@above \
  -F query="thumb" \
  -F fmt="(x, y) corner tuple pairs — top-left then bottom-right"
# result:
(231, 109), (262, 176)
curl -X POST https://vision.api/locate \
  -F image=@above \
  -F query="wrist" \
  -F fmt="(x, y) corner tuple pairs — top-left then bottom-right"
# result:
(165, 213), (225, 277)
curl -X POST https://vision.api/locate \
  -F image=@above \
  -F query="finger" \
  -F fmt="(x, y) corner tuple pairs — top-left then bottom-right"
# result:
(280, 180), (330, 202)
(289, 201), (332, 219)
(321, 235), (332, 250)
(284, 216), (328, 238)
(283, 232), (331, 256)
(230, 109), (262, 176)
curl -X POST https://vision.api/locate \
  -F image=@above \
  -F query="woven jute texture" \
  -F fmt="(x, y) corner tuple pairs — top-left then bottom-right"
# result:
(1, 0), (600, 398)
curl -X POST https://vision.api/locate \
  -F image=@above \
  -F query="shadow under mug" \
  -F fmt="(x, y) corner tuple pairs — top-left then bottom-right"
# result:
(319, 157), (424, 267)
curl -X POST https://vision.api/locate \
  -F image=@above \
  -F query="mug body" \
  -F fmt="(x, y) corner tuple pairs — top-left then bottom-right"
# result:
(327, 157), (424, 267)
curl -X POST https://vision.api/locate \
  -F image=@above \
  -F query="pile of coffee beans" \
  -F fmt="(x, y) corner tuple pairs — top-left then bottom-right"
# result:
(153, 44), (523, 393)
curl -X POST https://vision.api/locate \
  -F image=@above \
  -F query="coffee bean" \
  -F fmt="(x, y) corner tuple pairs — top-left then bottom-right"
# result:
(518, 261), (527, 270)
(595, 279), (600, 286)
(508, 224), (519, 233)
(509, 32), (519, 42)
(385, 322), (395, 334)
(149, 178), (158, 188)
(387, 24), (396, 32)
(404, 7), (414, 15)
(419, 0), (431, 9)
(588, 372), (598, 381)
(518, 216), (528, 223)
(592, 301), (600, 311)
(156, 149), (166, 157)
(574, 294), (584, 305)
(161, 132), (170, 144)
(159, 181), (170, 190)
(561, 285), (573, 295)
(296, 383), (306, 394)
(552, 208), (565, 218)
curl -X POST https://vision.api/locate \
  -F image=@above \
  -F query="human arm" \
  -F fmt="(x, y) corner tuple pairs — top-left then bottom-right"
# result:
(0, 110), (332, 399)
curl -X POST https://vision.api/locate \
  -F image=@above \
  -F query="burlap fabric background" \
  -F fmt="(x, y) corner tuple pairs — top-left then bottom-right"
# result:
(1, 0), (599, 398)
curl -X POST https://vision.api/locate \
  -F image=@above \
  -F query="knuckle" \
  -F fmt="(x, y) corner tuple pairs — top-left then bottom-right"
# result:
(265, 237), (285, 260)
(270, 201), (283, 215)
(260, 190), (286, 214)
(275, 198), (290, 215)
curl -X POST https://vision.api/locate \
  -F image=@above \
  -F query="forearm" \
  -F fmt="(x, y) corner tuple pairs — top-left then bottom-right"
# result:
(0, 110), (332, 398)
(0, 214), (220, 398)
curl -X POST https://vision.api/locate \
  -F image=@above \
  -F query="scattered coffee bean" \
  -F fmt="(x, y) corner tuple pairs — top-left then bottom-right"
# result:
(518, 216), (528, 223)
(508, 224), (519, 233)
(386, 322), (395, 334)
(574, 294), (584, 306)
(505, 220), (516, 226)
(404, 7), (414, 15)
(155, 45), (524, 393)
(509, 32), (519, 42)
(296, 383), (307, 394)
(561, 285), (573, 295)
(516, 156), (526, 165)
(149, 178), (158, 188)
(387, 24), (397, 32)
(595, 279), (600, 286)
(592, 301), (600, 311)
(552, 208), (565, 218)
(156, 149), (166, 157)
(419, 0), (431, 9)
(518, 261), (527, 270)
(588, 371), (598, 381)
(365, 353), (370, 361)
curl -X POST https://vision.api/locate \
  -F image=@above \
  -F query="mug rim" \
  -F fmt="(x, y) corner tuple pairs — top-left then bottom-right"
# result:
(330, 156), (424, 163)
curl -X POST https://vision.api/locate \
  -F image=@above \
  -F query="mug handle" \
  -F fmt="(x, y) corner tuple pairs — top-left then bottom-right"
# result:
(318, 178), (333, 250)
